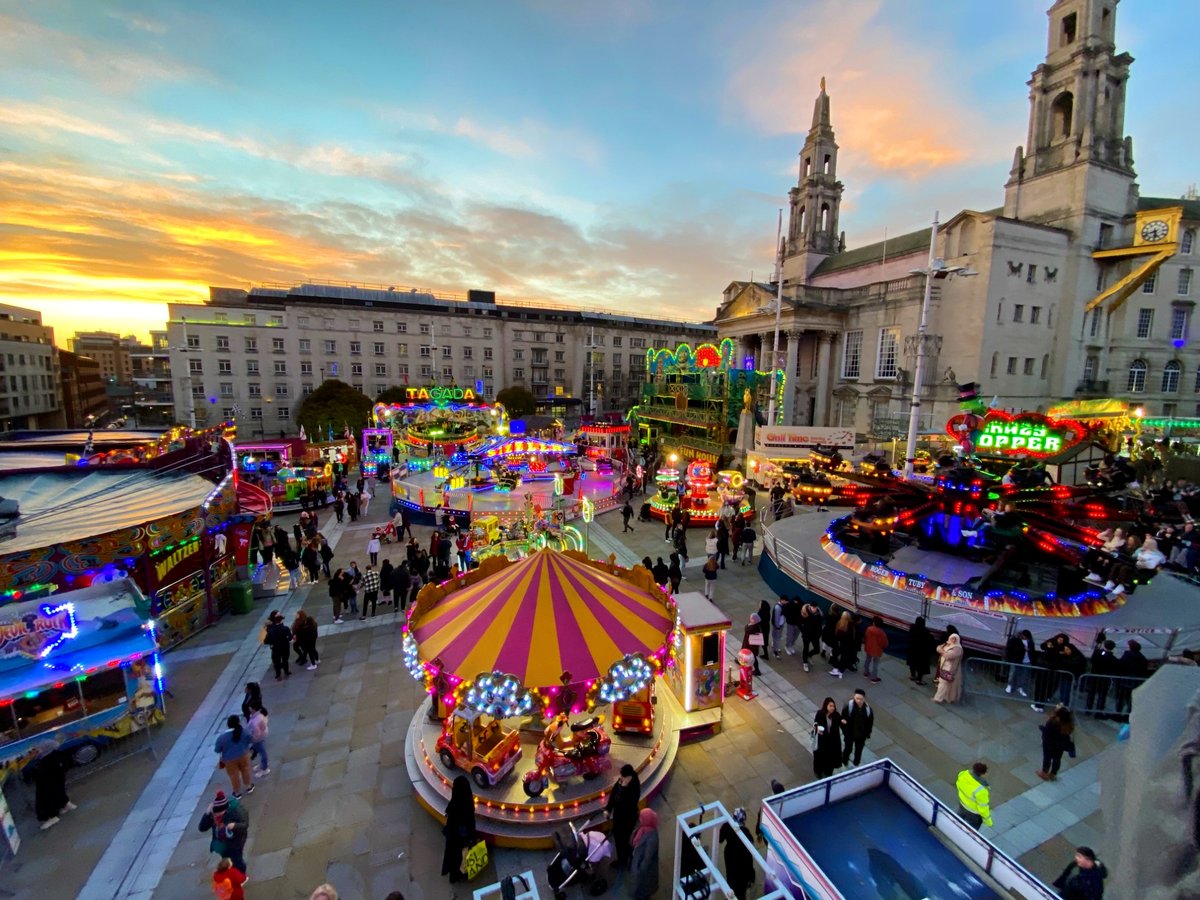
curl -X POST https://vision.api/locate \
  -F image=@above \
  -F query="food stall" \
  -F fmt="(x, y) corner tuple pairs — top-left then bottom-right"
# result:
(665, 591), (731, 737)
(0, 579), (164, 777)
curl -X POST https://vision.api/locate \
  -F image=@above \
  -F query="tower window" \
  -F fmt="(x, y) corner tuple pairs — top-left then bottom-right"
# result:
(1060, 12), (1077, 46)
(803, 157), (811, 178)
(823, 154), (832, 175)
(820, 204), (830, 231)
(1051, 92), (1074, 138)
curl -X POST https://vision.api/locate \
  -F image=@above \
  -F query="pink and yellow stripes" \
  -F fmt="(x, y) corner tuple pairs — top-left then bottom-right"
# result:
(411, 550), (674, 688)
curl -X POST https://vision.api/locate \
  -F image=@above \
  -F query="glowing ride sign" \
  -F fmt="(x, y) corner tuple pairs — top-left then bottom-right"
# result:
(403, 386), (478, 403)
(946, 411), (1087, 458)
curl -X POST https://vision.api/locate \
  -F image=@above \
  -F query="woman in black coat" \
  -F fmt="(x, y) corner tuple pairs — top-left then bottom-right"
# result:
(441, 775), (476, 883)
(605, 764), (642, 868)
(812, 697), (844, 779)
(756, 599), (773, 659)
(720, 820), (756, 900)
(907, 616), (934, 685)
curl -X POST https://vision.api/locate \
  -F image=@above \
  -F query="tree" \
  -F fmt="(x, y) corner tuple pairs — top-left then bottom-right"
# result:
(295, 380), (374, 442)
(495, 386), (536, 418)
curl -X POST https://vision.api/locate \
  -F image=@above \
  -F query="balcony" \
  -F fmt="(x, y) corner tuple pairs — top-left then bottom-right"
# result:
(1074, 379), (1110, 398)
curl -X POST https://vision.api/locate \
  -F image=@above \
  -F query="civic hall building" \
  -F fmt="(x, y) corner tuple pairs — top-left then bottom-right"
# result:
(716, 0), (1197, 438)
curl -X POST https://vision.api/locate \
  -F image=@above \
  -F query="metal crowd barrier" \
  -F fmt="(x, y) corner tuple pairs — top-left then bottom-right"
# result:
(962, 658), (1148, 716)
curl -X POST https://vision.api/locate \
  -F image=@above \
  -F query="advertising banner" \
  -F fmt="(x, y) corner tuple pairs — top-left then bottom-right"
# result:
(753, 426), (855, 456)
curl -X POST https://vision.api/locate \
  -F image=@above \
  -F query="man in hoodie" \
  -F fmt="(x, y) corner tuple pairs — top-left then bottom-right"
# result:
(1052, 846), (1107, 900)
(840, 689), (874, 767)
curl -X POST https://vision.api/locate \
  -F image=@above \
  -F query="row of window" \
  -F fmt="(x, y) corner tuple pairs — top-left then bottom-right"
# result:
(999, 303), (1050, 325)
(1124, 359), (1199, 394)
(990, 354), (1051, 379)
(1142, 268), (1193, 296)
(189, 325), (666, 350)
(840, 328), (899, 380)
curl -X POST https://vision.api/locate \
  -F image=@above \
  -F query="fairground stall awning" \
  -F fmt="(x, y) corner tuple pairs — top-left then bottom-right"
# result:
(409, 549), (674, 692)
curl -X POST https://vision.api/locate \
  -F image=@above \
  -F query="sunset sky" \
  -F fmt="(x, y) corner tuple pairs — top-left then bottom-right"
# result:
(0, 0), (1192, 344)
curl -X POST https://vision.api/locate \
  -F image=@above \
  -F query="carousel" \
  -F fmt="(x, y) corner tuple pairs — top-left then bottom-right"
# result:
(403, 548), (685, 846)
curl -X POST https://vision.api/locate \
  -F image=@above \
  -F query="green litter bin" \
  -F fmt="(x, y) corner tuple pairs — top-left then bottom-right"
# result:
(226, 580), (255, 615)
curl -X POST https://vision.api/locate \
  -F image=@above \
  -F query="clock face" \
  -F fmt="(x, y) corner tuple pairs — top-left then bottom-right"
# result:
(1141, 219), (1170, 243)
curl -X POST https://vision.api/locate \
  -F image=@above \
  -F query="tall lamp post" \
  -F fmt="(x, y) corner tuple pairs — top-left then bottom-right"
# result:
(902, 211), (975, 479)
(766, 211), (785, 427)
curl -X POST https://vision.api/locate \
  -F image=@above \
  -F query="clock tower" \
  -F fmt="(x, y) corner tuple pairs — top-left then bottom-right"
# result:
(782, 78), (845, 283)
(1003, 0), (1138, 229)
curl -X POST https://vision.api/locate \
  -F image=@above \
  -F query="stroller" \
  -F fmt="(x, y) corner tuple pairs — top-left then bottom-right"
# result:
(637, 501), (653, 523)
(547, 817), (612, 899)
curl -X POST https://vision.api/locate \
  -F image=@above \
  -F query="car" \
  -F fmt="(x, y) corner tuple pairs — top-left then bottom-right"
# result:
(435, 707), (522, 789)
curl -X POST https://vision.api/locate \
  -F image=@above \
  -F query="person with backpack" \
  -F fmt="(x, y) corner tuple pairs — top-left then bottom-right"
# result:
(199, 790), (250, 875)
(247, 705), (270, 777)
(702, 556), (718, 600)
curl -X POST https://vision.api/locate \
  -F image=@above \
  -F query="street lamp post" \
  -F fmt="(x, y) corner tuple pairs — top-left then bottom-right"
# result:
(766, 210), (785, 427)
(902, 212), (975, 480)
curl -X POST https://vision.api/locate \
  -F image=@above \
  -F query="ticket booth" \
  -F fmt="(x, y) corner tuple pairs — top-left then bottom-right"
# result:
(666, 592), (731, 736)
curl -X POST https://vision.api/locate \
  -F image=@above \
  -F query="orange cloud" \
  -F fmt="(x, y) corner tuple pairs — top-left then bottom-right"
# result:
(725, 0), (1014, 180)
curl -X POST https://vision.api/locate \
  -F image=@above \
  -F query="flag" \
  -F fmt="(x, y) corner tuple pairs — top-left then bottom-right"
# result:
(299, 424), (307, 441)
(344, 422), (351, 439)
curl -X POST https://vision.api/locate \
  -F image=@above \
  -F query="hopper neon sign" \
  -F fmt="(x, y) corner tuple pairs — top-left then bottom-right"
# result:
(946, 411), (1087, 458)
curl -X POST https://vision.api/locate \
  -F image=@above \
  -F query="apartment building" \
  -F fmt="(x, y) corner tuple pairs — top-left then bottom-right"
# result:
(0, 303), (62, 430)
(57, 349), (108, 427)
(166, 284), (714, 431)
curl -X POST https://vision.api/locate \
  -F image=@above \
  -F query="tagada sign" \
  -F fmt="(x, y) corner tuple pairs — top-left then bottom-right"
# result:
(404, 386), (477, 403)
(946, 411), (1087, 459)
(754, 426), (855, 455)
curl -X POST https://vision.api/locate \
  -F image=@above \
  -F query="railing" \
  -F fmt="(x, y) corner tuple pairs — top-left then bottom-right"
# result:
(761, 518), (1200, 657)
(1074, 379), (1110, 396)
(962, 657), (1148, 716)
(674, 800), (798, 899)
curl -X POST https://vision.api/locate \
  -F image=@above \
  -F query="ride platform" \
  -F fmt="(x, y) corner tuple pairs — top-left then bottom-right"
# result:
(405, 690), (679, 848)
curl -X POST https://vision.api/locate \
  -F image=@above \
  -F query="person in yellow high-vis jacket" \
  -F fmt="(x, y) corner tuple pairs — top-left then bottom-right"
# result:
(956, 762), (993, 829)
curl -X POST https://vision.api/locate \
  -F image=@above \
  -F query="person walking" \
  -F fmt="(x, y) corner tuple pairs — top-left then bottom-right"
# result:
(347, 491), (359, 522)
(199, 790), (250, 876)
(629, 808), (660, 900)
(264, 611), (292, 680)
(907, 616), (934, 685)
(840, 688), (874, 768)
(812, 697), (844, 779)
(932, 633), (964, 703)
(333, 493), (345, 524)
(379, 557), (395, 606)
(319, 537), (334, 580)
(240, 681), (263, 720)
(702, 556), (718, 599)
(360, 563), (380, 619)
(716, 521), (730, 569)
(606, 764), (642, 869)
(367, 531), (381, 567)
(295, 610), (319, 670)
(742, 613), (764, 676)
(730, 519), (744, 562)
(651, 557), (670, 589)
(212, 857), (247, 900)
(704, 529), (718, 560)
(1052, 846), (1107, 899)
(799, 602), (823, 673)
(622, 500), (635, 532)
(279, 542), (302, 589)
(674, 525), (690, 569)
(441, 775), (476, 885)
(247, 704), (270, 777)
(344, 563), (362, 616)
(955, 762), (993, 829)
(739, 523), (757, 566)
(329, 569), (347, 624)
(293, 520), (305, 551)
(214, 715), (254, 798)
(668, 552), (683, 595)
(829, 611), (855, 678)
(719, 810), (756, 900)
(359, 484), (372, 516)
(301, 539), (321, 584)
(1005, 628), (1036, 697)
(30, 745), (76, 830)
(399, 505), (413, 540)
(273, 523), (291, 556)
(862, 616), (888, 684)
(1037, 705), (1076, 781)
(770, 596), (788, 660)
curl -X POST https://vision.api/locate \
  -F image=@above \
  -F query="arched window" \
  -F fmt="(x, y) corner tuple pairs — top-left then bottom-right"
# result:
(820, 203), (830, 231)
(1183, 229), (1195, 255)
(1051, 92), (1074, 139)
(990, 352), (998, 377)
(823, 154), (832, 175)
(1162, 360), (1182, 393)
(1127, 359), (1147, 393)
(803, 157), (811, 179)
(798, 206), (806, 234)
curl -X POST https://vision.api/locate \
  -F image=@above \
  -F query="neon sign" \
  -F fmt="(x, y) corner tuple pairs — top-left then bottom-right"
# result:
(0, 602), (79, 660)
(946, 411), (1087, 458)
(404, 386), (478, 402)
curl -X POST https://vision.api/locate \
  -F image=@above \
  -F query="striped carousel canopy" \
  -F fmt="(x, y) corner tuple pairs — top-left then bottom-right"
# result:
(409, 548), (674, 689)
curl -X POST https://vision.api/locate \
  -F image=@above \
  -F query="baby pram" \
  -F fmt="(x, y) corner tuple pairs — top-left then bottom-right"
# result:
(547, 816), (612, 899)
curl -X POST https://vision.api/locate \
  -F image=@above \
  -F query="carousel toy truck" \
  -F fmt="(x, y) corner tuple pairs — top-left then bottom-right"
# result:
(436, 707), (522, 789)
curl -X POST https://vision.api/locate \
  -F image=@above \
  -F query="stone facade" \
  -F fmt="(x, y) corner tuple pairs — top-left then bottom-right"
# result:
(716, 0), (1197, 438)
(167, 284), (714, 432)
